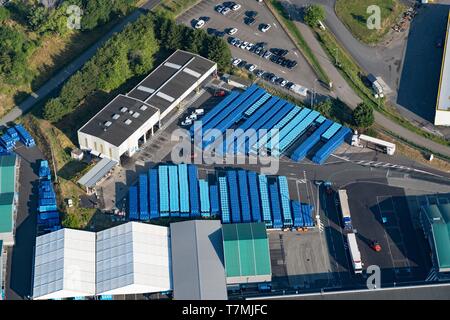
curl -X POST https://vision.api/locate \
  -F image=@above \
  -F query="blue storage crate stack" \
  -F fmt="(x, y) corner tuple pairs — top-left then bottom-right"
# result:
(209, 184), (220, 217)
(301, 204), (315, 227)
(159, 165), (170, 217)
(0, 134), (15, 152)
(188, 164), (200, 217)
(312, 127), (351, 165)
(247, 171), (262, 222)
(278, 176), (293, 227)
(258, 175), (273, 228)
(269, 182), (283, 229)
(128, 186), (139, 221)
(6, 128), (20, 143)
(238, 170), (251, 223)
(168, 165), (180, 217)
(139, 174), (149, 221)
(37, 171), (60, 228)
(0, 146), (9, 156)
(178, 164), (190, 217)
(148, 168), (159, 220)
(218, 176), (230, 224)
(14, 124), (35, 147)
(39, 160), (51, 180)
(199, 179), (211, 217)
(291, 119), (333, 162)
(226, 171), (241, 223)
(291, 201), (304, 228)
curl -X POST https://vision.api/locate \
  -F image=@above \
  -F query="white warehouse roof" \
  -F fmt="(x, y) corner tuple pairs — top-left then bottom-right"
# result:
(32, 222), (172, 300)
(32, 229), (96, 300)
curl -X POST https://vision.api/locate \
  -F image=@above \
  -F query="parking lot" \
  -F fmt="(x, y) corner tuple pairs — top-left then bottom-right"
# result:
(177, 0), (327, 95)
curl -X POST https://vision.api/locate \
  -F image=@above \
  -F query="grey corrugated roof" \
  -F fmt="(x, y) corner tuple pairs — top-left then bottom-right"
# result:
(170, 220), (228, 300)
(77, 158), (118, 188)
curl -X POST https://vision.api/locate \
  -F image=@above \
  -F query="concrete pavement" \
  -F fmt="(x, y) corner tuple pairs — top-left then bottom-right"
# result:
(0, 0), (161, 127)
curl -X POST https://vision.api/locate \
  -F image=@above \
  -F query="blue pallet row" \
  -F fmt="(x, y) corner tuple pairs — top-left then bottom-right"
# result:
(218, 176), (230, 223)
(238, 170), (251, 223)
(0, 134), (15, 151)
(158, 165), (170, 217)
(315, 116), (326, 124)
(278, 176), (293, 227)
(188, 164), (200, 217)
(0, 146), (9, 155)
(274, 110), (321, 157)
(266, 108), (310, 151)
(6, 128), (19, 143)
(226, 171), (241, 223)
(14, 124), (35, 147)
(291, 201), (304, 228)
(178, 164), (190, 214)
(139, 174), (149, 221)
(148, 168), (159, 219)
(322, 122), (342, 140)
(39, 190), (55, 199)
(203, 88), (267, 145)
(168, 165), (180, 216)
(39, 217), (60, 228)
(199, 179), (211, 217)
(258, 175), (272, 228)
(301, 204), (314, 227)
(190, 90), (240, 137)
(290, 120), (333, 162)
(247, 171), (262, 222)
(202, 85), (258, 136)
(39, 160), (51, 179)
(209, 184), (220, 216)
(239, 100), (293, 154)
(128, 186), (139, 220)
(269, 183), (283, 229)
(244, 92), (272, 117)
(38, 211), (59, 223)
(250, 105), (300, 154)
(312, 127), (352, 165)
(39, 180), (53, 192)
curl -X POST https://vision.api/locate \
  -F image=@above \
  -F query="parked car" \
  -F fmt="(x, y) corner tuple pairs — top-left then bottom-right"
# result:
(256, 70), (265, 77)
(214, 90), (226, 97)
(216, 4), (225, 13)
(248, 64), (257, 72)
(232, 58), (242, 66)
(245, 42), (253, 50)
(270, 75), (278, 83)
(246, 10), (258, 18)
(240, 41), (249, 49)
(238, 60), (247, 68)
(195, 19), (205, 29)
(255, 46), (263, 55)
(278, 78), (288, 87)
(263, 51), (272, 59)
(260, 24), (271, 32)
(230, 37), (238, 46)
(244, 17), (256, 26)
(194, 109), (205, 115)
(181, 118), (192, 126)
(227, 27), (238, 35)
(189, 113), (198, 120)
(230, 3), (241, 11)
(221, 7), (231, 15)
(215, 31), (226, 37)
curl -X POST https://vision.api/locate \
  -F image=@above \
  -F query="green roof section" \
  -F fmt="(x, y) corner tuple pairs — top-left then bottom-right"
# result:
(0, 194), (14, 233)
(0, 155), (16, 194)
(222, 223), (271, 280)
(422, 204), (450, 271)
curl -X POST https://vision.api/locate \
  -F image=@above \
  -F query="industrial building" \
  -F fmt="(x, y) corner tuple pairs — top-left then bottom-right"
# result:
(77, 50), (217, 163)
(420, 204), (450, 276)
(0, 241), (4, 300)
(127, 164), (315, 229)
(0, 154), (18, 246)
(32, 222), (172, 300)
(170, 220), (228, 300)
(222, 223), (272, 285)
(435, 11), (450, 126)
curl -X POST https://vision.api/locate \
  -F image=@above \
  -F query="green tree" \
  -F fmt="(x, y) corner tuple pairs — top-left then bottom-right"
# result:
(43, 98), (66, 122)
(0, 7), (11, 22)
(304, 4), (326, 27)
(206, 36), (232, 72)
(315, 98), (332, 116)
(353, 102), (374, 128)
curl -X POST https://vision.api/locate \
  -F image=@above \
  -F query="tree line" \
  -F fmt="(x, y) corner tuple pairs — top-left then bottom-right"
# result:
(43, 12), (232, 122)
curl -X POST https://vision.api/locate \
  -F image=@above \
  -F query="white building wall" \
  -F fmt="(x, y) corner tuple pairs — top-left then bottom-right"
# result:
(434, 109), (450, 126)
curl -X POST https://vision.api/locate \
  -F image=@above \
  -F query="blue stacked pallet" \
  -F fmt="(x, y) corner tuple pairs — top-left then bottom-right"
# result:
(199, 179), (211, 217)
(148, 168), (159, 219)
(139, 174), (149, 221)
(38, 211), (60, 225)
(312, 127), (352, 165)
(128, 186), (139, 220)
(38, 178), (57, 213)
(178, 164), (190, 217)
(237, 170), (251, 223)
(291, 201), (304, 228)
(38, 197), (57, 213)
(258, 175), (272, 228)
(209, 184), (220, 216)
(269, 182), (283, 229)
(14, 124), (35, 147)
(278, 176), (293, 227)
(6, 128), (20, 143)
(188, 164), (200, 217)
(0, 134), (15, 152)
(290, 119), (333, 162)
(39, 160), (51, 179)
(168, 165), (179, 217)
(226, 171), (241, 223)
(158, 165), (170, 217)
(0, 146), (8, 156)
(40, 217), (61, 228)
(218, 176), (230, 223)
(247, 171), (262, 222)
(244, 93), (272, 117)
(301, 204), (314, 227)
(190, 90), (240, 137)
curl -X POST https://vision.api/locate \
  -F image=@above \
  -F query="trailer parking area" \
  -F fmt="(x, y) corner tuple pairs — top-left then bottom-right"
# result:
(177, 0), (324, 94)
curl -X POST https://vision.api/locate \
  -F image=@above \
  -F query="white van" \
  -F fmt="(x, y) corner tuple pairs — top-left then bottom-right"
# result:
(194, 109), (205, 115)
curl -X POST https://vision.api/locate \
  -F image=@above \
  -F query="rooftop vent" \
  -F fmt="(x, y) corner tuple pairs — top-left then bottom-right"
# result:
(120, 107), (128, 113)
(112, 114), (120, 120)
(124, 119), (132, 125)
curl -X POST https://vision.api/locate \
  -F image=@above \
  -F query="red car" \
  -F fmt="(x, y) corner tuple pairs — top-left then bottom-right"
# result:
(214, 90), (226, 97)
(371, 240), (382, 252)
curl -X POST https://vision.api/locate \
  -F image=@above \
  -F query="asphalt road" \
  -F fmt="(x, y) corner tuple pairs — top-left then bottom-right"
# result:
(0, 0), (161, 127)
(5, 144), (45, 300)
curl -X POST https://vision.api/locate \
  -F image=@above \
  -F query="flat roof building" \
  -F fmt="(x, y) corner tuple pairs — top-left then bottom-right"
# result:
(222, 223), (272, 285)
(420, 204), (450, 275)
(435, 11), (450, 125)
(32, 222), (172, 300)
(78, 50), (217, 163)
(170, 220), (228, 300)
(0, 154), (18, 246)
